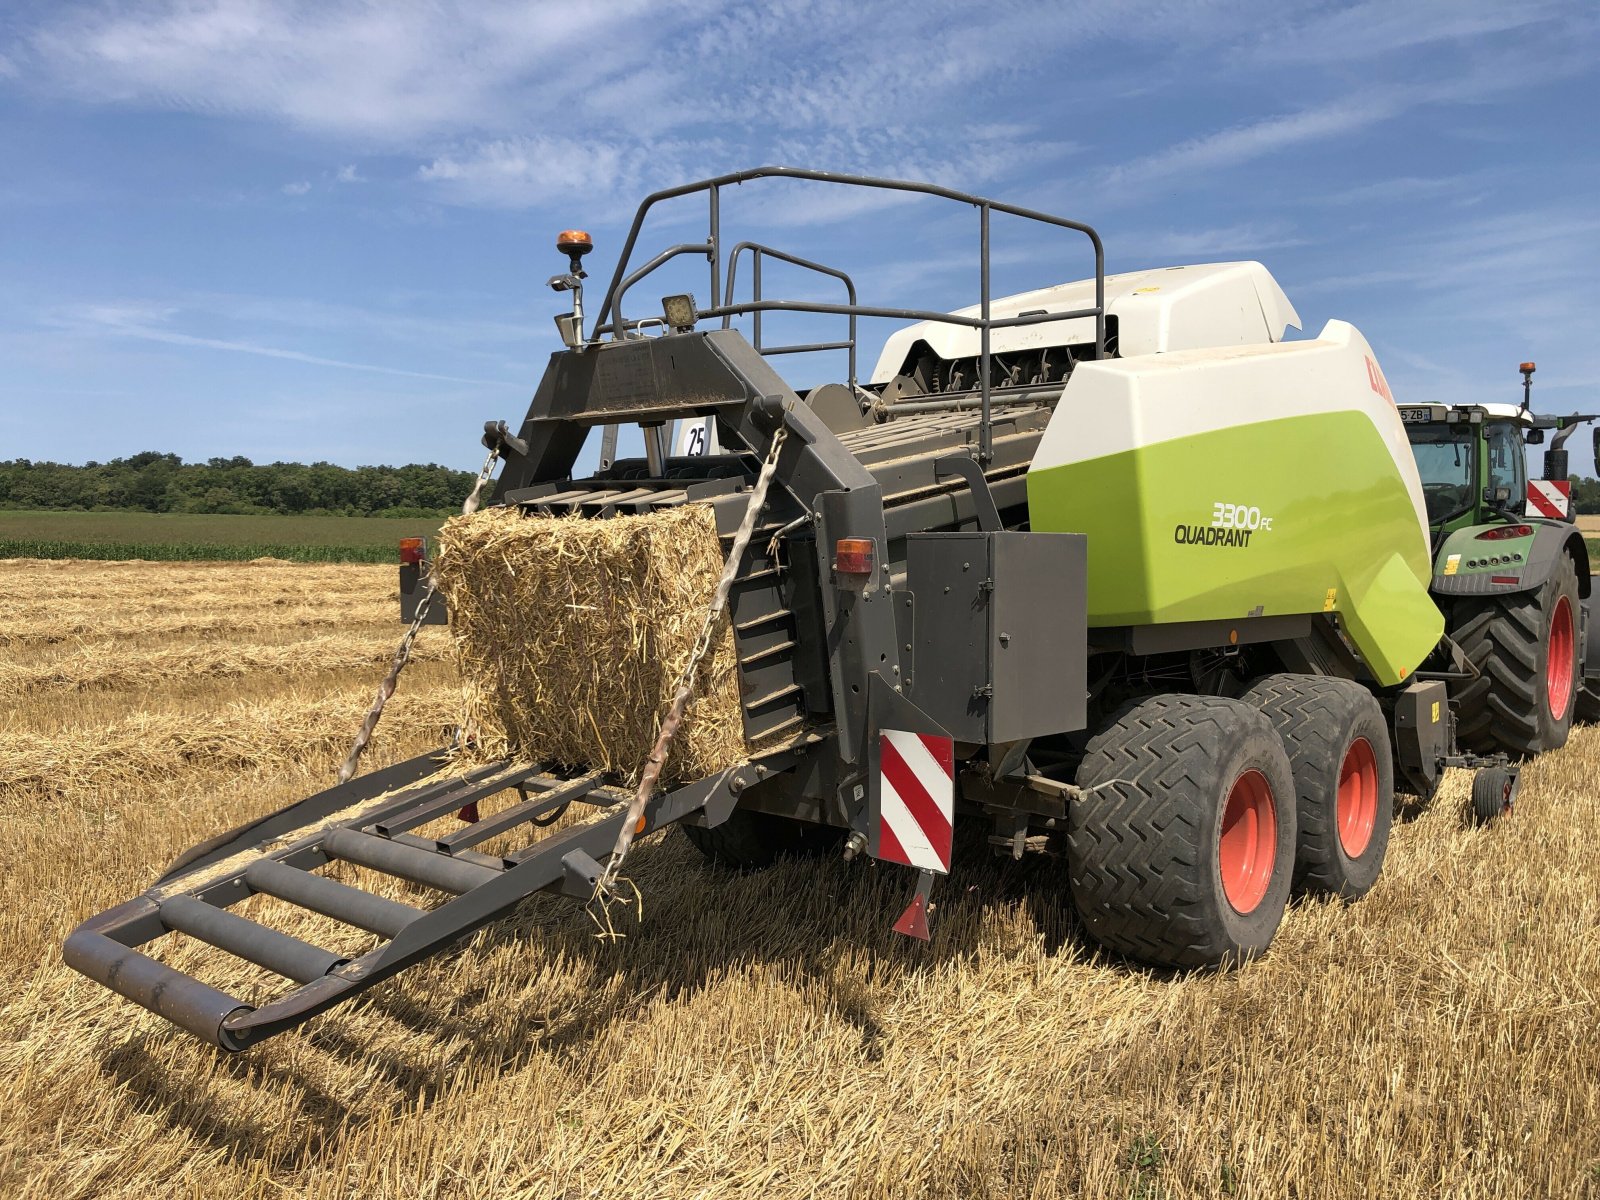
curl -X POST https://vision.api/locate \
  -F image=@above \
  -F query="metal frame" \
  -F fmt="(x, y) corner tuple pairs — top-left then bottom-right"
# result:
(64, 747), (802, 1050)
(589, 166), (1105, 463)
(721, 241), (859, 391)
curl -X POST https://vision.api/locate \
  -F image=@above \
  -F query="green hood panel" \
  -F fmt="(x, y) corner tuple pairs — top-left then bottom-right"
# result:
(1026, 411), (1441, 685)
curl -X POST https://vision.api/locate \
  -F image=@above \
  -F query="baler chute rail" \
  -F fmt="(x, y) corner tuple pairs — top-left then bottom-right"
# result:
(64, 747), (802, 1050)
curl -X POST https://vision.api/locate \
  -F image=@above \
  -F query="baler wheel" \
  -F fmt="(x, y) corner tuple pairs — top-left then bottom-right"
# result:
(1066, 694), (1296, 969)
(1451, 551), (1580, 757)
(1241, 674), (1394, 899)
(681, 805), (844, 870)
(1470, 766), (1519, 826)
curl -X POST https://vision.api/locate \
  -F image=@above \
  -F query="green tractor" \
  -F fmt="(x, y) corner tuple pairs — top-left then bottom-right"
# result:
(1402, 362), (1600, 755)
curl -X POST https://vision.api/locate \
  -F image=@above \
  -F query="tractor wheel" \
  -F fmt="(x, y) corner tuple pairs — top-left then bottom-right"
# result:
(1240, 674), (1394, 899)
(1452, 550), (1580, 758)
(680, 806), (845, 870)
(1066, 694), (1296, 969)
(1576, 686), (1600, 725)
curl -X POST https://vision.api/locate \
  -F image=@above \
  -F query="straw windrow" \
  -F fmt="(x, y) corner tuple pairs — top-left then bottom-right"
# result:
(433, 505), (747, 784)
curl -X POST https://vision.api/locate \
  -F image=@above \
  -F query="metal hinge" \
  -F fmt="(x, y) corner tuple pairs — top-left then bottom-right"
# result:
(972, 683), (993, 698)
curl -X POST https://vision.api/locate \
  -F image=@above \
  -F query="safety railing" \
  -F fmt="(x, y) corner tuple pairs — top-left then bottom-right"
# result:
(591, 166), (1105, 463)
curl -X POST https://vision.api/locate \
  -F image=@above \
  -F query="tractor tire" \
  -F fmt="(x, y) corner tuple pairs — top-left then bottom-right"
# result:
(1066, 694), (1297, 969)
(680, 806), (845, 870)
(1240, 674), (1393, 899)
(1576, 686), (1600, 725)
(1451, 550), (1580, 758)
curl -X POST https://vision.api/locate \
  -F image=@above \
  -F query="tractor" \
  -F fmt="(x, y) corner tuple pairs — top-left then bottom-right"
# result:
(1400, 362), (1600, 754)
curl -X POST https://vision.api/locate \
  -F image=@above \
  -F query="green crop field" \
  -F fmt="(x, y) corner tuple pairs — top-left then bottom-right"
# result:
(0, 510), (443, 563)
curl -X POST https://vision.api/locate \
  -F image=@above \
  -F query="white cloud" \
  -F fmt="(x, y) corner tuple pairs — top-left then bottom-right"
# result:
(54, 301), (518, 387)
(1254, 0), (1568, 64)
(1115, 221), (1308, 260)
(335, 164), (363, 183)
(281, 179), (311, 195)
(1106, 95), (1405, 187)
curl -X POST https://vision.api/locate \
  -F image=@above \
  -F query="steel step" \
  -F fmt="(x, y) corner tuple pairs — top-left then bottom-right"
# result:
(744, 681), (804, 712)
(159, 895), (344, 984)
(738, 638), (796, 668)
(63, 929), (250, 1047)
(735, 608), (793, 634)
(322, 827), (501, 894)
(243, 859), (422, 938)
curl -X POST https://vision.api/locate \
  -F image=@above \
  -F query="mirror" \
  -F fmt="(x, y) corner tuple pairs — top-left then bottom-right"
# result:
(1526, 428), (1545, 445)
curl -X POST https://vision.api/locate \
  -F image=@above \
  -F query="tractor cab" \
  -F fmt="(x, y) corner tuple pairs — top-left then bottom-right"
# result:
(1401, 362), (1600, 537)
(1402, 401), (1530, 534)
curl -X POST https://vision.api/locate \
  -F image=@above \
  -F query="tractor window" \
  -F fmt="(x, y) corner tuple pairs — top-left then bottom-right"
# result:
(1485, 422), (1526, 511)
(1407, 424), (1475, 523)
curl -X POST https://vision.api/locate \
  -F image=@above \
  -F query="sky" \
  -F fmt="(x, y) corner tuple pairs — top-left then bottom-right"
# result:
(2, 0), (1598, 474)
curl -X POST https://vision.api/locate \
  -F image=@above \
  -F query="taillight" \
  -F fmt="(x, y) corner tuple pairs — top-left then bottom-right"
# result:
(399, 536), (426, 564)
(834, 537), (875, 577)
(1476, 525), (1532, 541)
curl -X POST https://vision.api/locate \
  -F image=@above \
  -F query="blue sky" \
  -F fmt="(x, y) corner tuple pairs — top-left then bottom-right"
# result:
(2, 0), (1598, 473)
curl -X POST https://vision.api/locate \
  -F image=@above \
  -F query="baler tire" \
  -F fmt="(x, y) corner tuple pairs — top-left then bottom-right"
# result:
(1240, 674), (1393, 899)
(1451, 550), (1580, 758)
(1067, 694), (1296, 969)
(680, 807), (844, 870)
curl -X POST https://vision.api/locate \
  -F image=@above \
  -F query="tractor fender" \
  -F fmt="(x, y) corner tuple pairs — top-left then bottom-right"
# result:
(1430, 522), (1589, 599)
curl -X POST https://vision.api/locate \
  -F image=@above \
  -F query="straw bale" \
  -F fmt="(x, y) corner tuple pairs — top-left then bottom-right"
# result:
(434, 504), (746, 784)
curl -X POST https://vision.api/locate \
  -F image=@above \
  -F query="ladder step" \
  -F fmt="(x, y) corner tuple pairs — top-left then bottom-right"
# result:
(735, 608), (793, 633)
(244, 858), (422, 938)
(744, 682), (803, 712)
(322, 827), (501, 894)
(62, 928), (249, 1048)
(739, 639), (796, 667)
(159, 895), (345, 984)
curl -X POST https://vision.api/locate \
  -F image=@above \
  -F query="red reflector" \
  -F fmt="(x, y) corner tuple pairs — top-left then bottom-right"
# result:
(1492, 575), (1520, 584)
(834, 537), (875, 576)
(399, 537), (425, 564)
(1476, 524), (1533, 541)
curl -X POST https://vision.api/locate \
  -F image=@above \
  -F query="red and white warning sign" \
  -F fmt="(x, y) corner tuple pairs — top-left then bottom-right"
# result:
(1526, 479), (1572, 519)
(875, 729), (955, 874)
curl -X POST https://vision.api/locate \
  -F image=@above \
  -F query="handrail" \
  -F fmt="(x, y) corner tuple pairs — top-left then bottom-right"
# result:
(721, 241), (859, 391)
(589, 166), (1105, 463)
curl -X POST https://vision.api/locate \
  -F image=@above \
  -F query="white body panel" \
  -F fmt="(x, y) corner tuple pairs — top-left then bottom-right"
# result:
(869, 261), (1301, 384)
(1032, 319), (1430, 543)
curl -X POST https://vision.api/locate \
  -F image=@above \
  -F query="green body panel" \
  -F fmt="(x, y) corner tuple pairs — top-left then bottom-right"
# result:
(1026, 411), (1442, 686)
(1431, 524), (1539, 583)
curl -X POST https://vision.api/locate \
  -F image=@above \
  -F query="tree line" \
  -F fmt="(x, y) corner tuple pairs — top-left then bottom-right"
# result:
(1566, 477), (1600, 515)
(0, 452), (479, 518)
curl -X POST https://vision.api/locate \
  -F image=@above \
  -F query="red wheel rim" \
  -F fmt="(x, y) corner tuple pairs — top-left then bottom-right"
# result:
(1218, 769), (1277, 914)
(1336, 737), (1379, 859)
(1547, 594), (1575, 722)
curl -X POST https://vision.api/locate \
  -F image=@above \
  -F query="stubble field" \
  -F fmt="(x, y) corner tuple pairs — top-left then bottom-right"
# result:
(2, 558), (1598, 1199)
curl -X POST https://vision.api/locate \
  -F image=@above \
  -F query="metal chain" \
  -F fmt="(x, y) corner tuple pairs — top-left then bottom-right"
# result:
(598, 423), (790, 893)
(336, 445), (501, 784)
